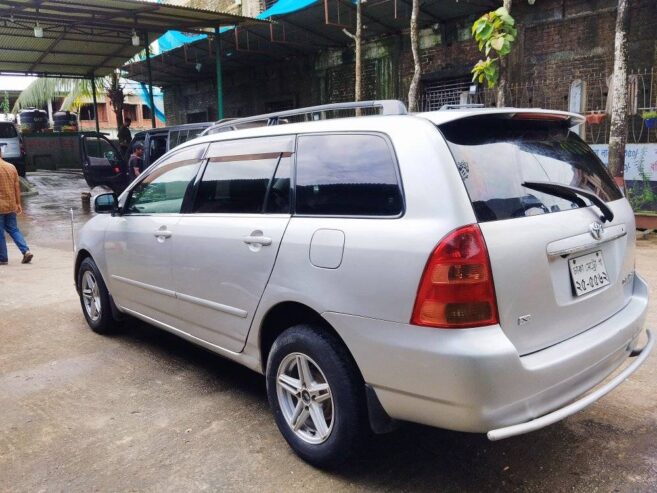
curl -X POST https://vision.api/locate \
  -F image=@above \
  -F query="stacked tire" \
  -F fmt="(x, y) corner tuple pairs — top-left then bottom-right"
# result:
(53, 111), (79, 132)
(19, 109), (49, 133)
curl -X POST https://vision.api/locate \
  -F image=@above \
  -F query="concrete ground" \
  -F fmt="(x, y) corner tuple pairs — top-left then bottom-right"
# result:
(1, 173), (656, 492)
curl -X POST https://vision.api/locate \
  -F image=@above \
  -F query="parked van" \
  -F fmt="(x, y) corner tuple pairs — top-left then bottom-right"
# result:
(0, 121), (26, 176)
(81, 122), (211, 192)
(75, 101), (653, 467)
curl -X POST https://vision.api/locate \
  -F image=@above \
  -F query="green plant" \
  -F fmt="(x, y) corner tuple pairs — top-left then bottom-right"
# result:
(471, 7), (517, 88)
(626, 165), (657, 212)
(0, 91), (10, 114)
(641, 110), (657, 120)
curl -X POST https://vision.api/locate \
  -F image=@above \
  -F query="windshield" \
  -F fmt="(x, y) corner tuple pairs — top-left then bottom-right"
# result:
(439, 116), (622, 223)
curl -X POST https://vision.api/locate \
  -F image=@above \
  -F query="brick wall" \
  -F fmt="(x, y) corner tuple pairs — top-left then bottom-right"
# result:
(161, 0), (657, 125)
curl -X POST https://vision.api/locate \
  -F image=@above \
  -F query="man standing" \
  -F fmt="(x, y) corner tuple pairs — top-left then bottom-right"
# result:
(128, 142), (145, 179)
(117, 118), (132, 158)
(0, 149), (33, 265)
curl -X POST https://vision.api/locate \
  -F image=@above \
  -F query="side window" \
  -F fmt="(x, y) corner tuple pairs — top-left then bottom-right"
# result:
(168, 131), (180, 149)
(295, 134), (403, 216)
(85, 136), (118, 161)
(194, 136), (295, 214)
(125, 145), (206, 214)
(149, 135), (168, 164)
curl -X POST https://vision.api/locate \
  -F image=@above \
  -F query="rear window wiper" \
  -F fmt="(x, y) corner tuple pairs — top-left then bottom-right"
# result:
(521, 181), (614, 223)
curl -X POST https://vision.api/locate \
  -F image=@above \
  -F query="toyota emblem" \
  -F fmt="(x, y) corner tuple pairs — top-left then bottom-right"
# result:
(590, 221), (604, 240)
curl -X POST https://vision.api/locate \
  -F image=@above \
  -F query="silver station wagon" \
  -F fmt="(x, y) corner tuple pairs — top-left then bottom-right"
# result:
(75, 101), (653, 467)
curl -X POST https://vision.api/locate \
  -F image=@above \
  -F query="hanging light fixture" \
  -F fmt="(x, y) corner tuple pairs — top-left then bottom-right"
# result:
(131, 29), (140, 47)
(34, 21), (43, 38)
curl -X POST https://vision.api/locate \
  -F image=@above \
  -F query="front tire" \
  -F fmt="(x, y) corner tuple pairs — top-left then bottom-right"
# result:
(266, 324), (368, 468)
(77, 257), (120, 334)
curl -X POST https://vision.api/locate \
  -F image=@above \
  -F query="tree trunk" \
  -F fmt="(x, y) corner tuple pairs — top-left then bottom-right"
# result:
(608, 0), (630, 188)
(408, 0), (421, 111)
(354, 0), (362, 103)
(107, 73), (125, 131)
(496, 0), (512, 107)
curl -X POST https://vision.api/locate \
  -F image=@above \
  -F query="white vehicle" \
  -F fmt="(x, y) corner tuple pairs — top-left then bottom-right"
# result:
(0, 121), (25, 176)
(75, 101), (653, 467)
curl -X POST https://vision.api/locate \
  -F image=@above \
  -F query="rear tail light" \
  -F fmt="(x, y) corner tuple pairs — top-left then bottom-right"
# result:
(113, 167), (121, 174)
(20, 143), (26, 156)
(411, 224), (499, 328)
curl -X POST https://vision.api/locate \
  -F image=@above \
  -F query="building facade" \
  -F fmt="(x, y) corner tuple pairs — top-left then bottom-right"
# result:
(137, 0), (656, 147)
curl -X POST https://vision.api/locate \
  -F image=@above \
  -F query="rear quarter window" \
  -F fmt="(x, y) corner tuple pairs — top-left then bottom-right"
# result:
(439, 117), (622, 222)
(295, 133), (403, 216)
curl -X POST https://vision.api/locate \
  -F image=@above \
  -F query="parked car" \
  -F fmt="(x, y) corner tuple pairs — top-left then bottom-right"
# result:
(0, 121), (26, 176)
(81, 122), (211, 193)
(75, 101), (653, 468)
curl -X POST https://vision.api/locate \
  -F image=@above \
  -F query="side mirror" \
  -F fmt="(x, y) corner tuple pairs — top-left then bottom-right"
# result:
(94, 193), (118, 214)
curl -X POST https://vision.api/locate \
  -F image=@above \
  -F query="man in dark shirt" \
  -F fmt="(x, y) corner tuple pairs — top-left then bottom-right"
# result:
(117, 118), (132, 158)
(128, 143), (145, 179)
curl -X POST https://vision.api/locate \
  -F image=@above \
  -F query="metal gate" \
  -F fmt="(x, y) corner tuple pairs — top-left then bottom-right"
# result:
(420, 77), (472, 111)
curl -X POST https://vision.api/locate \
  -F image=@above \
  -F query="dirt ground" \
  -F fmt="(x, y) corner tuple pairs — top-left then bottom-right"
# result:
(1, 223), (656, 491)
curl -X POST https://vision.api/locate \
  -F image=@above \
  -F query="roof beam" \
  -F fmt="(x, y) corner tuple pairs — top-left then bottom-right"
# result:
(89, 37), (134, 77)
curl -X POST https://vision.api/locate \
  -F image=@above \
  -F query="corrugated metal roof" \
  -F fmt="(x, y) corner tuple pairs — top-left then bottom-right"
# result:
(0, 0), (265, 78)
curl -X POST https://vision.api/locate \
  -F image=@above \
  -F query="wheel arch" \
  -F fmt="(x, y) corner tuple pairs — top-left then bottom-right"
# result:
(258, 301), (358, 379)
(74, 249), (93, 291)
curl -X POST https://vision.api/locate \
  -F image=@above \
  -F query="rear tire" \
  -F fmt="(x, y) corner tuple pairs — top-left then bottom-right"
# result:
(266, 324), (368, 468)
(77, 257), (120, 334)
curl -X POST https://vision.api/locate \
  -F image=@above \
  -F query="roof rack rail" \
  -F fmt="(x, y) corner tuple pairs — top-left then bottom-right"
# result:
(206, 100), (408, 133)
(439, 103), (485, 110)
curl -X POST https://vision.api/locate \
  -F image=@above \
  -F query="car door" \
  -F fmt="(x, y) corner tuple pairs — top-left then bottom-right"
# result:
(171, 135), (295, 352)
(104, 144), (207, 325)
(80, 134), (127, 192)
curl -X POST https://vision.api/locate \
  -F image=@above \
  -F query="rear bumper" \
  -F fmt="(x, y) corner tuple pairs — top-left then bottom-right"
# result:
(323, 274), (650, 434)
(488, 329), (653, 440)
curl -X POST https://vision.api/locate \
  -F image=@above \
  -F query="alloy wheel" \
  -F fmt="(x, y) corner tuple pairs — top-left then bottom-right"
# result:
(81, 270), (101, 322)
(276, 352), (334, 444)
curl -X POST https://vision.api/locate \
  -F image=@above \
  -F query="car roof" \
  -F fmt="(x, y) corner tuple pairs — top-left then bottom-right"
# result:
(178, 107), (585, 150)
(135, 122), (212, 137)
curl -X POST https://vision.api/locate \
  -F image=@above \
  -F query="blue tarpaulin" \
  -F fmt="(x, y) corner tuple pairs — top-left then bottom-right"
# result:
(135, 0), (323, 122)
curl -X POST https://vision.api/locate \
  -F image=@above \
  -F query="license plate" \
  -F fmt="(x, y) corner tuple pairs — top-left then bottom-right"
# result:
(568, 250), (610, 296)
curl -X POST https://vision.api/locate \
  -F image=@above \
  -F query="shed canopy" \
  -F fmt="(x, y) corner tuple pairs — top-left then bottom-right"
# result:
(125, 0), (498, 86)
(0, 0), (264, 78)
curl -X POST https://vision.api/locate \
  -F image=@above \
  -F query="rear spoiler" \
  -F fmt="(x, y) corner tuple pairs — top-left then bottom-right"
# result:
(422, 108), (586, 128)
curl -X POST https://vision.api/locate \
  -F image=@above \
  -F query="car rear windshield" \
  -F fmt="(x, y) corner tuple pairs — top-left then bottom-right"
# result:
(0, 123), (18, 138)
(439, 116), (622, 223)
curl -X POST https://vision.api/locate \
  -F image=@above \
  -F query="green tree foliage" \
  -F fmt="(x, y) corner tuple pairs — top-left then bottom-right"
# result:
(0, 92), (10, 114)
(471, 7), (517, 88)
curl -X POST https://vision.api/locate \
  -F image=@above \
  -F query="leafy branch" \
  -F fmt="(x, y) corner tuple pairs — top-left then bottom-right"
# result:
(471, 7), (517, 88)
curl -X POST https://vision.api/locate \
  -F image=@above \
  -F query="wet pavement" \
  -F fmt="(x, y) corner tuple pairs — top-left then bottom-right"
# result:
(18, 171), (100, 252)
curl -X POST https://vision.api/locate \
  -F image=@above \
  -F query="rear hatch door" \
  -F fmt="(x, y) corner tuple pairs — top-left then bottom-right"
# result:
(439, 114), (634, 355)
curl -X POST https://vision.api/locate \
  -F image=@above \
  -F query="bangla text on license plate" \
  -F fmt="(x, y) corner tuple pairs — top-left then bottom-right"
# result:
(568, 250), (610, 296)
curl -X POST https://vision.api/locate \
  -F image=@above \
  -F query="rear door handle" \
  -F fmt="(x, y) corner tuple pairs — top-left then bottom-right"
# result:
(154, 230), (172, 239)
(243, 235), (272, 246)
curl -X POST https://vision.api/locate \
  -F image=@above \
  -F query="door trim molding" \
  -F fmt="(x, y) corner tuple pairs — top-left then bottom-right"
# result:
(112, 274), (248, 319)
(111, 275), (176, 298)
(176, 292), (248, 319)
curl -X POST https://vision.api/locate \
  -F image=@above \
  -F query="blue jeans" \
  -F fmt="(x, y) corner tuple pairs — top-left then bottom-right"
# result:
(0, 213), (29, 262)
